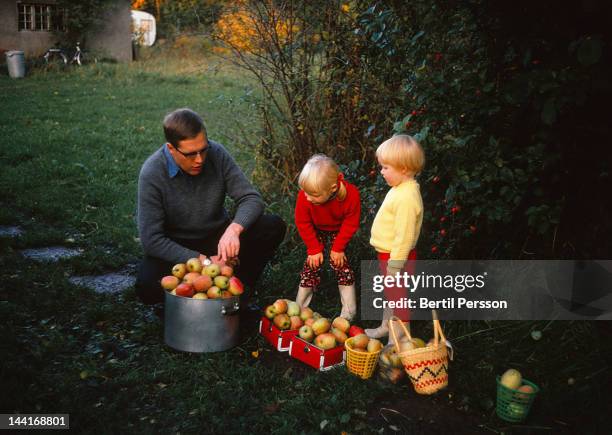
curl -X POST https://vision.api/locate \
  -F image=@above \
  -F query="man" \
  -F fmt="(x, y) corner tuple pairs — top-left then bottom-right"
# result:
(135, 108), (286, 306)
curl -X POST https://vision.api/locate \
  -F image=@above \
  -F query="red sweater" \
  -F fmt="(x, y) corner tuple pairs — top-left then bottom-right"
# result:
(295, 181), (361, 255)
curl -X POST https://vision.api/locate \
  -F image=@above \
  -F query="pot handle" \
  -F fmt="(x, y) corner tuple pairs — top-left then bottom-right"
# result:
(221, 301), (240, 316)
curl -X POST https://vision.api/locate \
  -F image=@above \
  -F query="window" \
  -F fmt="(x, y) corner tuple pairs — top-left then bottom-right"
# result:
(18, 3), (66, 31)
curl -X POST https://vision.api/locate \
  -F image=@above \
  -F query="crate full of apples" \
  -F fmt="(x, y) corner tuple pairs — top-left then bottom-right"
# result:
(289, 316), (368, 371)
(259, 299), (304, 351)
(161, 257), (244, 299)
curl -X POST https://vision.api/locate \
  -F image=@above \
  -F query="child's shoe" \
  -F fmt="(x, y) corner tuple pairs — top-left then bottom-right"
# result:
(365, 307), (393, 338)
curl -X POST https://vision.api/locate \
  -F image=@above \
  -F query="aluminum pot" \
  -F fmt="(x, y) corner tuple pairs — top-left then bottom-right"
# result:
(164, 292), (240, 353)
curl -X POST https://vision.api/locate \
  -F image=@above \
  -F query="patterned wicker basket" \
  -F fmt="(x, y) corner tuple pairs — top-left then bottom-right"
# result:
(390, 311), (450, 395)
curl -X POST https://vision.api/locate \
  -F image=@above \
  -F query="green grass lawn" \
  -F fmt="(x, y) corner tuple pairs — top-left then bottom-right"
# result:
(0, 53), (609, 434)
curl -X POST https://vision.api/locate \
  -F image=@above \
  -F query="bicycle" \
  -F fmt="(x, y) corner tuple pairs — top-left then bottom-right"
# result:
(43, 42), (84, 66)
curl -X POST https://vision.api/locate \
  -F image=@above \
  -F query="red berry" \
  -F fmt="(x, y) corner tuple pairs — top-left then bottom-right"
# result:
(405, 121), (412, 128)
(431, 246), (438, 253)
(470, 225), (477, 233)
(432, 176), (440, 184)
(440, 216), (447, 223)
(451, 205), (461, 214)
(369, 170), (376, 178)
(411, 110), (417, 116)
(440, 229), (447, 236)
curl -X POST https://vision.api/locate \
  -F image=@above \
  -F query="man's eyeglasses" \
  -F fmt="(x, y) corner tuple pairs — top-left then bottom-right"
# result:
(173, 142), (209, 159)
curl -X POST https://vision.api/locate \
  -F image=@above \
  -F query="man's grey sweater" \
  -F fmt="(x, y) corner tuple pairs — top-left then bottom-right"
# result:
(137, 140), (264, 264)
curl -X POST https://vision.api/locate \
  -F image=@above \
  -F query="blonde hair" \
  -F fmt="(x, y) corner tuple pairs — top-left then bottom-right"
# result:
(376, 134), (425, 174)
(298, 154), (340, 195)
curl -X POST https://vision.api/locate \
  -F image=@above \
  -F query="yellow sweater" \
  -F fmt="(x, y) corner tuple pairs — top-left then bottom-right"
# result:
(370, 179), (423, 261)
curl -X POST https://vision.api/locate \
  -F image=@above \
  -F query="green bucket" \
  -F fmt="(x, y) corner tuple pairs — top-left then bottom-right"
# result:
(496, 376), (539, 423)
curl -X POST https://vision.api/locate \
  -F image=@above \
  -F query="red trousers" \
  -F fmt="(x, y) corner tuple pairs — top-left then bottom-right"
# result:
(377, 249), (417, 322)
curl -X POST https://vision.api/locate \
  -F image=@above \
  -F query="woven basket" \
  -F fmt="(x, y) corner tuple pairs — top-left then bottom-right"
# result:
(390, 311), (450, 395)
(345, 337), (382, 379)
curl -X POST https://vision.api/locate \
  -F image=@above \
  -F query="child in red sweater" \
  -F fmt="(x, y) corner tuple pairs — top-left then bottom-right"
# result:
(294, 154), (361, 320)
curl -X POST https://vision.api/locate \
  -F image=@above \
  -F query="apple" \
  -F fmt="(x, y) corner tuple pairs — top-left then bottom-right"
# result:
(367, 338), (383, 353)
(186, 257), (203, 273)
(214, 275), (229, 290)
(314, 333), (337, 350)
(289, 315), (303, 330)
(161, 275), (179, 290)
(299, 325), (314, 342)
(172, 263), (187, 279)
(312, 312), (322, 320)
(220, 290), (233, 299)
(331, 327), (348, 345)
(175, 283), (194, 298)
(203, 263), (220, 278)
(304, 318), (315, 327)
(348, 325), (365, 337)
(500, 369), (522, 390)
(398, 338), (416, 353)
(264, 305), (276, 319)
(272, 299), (288, 314)
(193, 293), (208, 300)
(311, 318), (331, 335)
(273, 313), (291, 330)
(228, 277), (244, 295)
(183, 272), (201, 285)
(351, 334), (369, 350)
(170, 289), (176, 295)
(193, 275), (213, 292)
(332, 316), (350, 333)
(206, 286), (222, 299)
(220, 265), (234, 277)
(287, 301), (301, 317)
(300, 307), (314, 321)
(515, 384), (535, 400)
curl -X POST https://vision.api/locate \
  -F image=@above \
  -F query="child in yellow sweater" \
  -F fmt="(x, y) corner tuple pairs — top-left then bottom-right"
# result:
(366, 134), (425, 339)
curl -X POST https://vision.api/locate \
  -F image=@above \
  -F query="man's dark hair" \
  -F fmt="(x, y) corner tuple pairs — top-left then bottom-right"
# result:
(163, 108), (206, 148)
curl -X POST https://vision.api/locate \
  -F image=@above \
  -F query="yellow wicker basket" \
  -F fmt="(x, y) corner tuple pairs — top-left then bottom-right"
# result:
(345, 337), (382, 379)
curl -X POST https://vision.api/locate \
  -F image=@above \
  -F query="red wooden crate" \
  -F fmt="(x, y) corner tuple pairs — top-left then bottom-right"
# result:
(289, 335), (346, 371)
(259, 316), (299, 351)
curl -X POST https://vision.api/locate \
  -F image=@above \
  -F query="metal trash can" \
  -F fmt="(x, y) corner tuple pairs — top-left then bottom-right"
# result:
(5, 50), (26, 78)
(164, 292), (241, 353)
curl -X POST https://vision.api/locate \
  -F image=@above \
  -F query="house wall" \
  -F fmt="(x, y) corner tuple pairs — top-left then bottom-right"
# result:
(0, 0), (56, 56)
(0, 0), (132, 61)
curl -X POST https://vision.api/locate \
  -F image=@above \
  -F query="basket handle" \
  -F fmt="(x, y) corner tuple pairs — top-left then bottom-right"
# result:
(389, 316), (411, 354)
(432, 309), (447, 347)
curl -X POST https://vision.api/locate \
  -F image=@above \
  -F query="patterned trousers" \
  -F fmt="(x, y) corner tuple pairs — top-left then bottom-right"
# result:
(299, 230), (355, 288)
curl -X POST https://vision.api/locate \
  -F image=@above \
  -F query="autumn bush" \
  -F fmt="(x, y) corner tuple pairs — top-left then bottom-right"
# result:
(214, 0), (611, 260)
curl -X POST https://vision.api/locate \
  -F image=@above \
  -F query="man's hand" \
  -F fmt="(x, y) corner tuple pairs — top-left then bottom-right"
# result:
(330, 250), (347, 268)
(307, 252), (324, 269)
(218, 223), (244, 263)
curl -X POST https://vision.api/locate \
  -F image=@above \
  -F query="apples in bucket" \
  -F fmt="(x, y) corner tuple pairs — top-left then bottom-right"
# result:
(161, 257), (244, 299)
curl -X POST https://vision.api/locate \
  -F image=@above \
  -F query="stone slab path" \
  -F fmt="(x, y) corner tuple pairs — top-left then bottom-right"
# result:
(20, 246), (84, 262)
(0, 225), (23, 238)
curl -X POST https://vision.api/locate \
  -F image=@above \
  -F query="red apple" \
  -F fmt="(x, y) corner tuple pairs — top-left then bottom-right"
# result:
(314, 333), (337, 350)
(228, 277), (244, 295)
(220, 265), (234, 277)
(348, 325), (365, 337)
(289, 315), (303, 330)
(272, 299), (288, 314)
(161, 275), (179, 290)
(183, 272), (201, 285)
(175, 283), (194, 298)
(193, 275), (213, 292)
(351, 334), (369, 350)
(273, 313), (291, 330)
(300, 307), (314, 321)
(305, 318), (315, 327)
(220, 290), (233, 299)
(206, 286), (222, 299)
